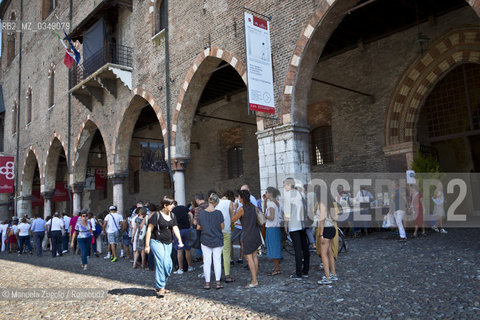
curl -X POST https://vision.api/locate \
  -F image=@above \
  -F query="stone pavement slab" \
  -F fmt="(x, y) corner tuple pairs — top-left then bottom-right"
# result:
(0, 229), (479, 319)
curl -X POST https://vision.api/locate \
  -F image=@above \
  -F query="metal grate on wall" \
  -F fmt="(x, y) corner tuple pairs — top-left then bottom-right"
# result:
(311, 126), (334, 166)
(422, 63), (480, 139)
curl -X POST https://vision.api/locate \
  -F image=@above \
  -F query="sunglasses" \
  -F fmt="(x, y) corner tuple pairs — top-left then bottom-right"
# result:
(81, 215), (87, 217)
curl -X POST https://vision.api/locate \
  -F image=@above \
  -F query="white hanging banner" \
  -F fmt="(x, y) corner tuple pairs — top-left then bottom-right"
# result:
(244, 12), (275, 114)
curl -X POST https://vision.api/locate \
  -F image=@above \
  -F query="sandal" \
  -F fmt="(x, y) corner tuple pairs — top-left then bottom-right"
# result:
(245, 283), (258, 289)
(267, 270), (282, 276)
(155, 289), (164, 297)
(216, 282), (224, 290)
(225, 276), (235, 283)
(203, 283), (210, 290)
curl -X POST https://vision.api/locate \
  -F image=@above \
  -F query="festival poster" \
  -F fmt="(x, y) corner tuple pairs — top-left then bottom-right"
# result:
(52, 182), (71, 202)
(94, 168), (106, 190)
(244, 12), (275, 114)
(0, 156), (15, 193)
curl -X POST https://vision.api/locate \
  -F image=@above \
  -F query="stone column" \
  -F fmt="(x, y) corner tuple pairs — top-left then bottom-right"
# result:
(256, 124), (311, 194)
(109, 174), (127, 216)
(16, 196), (32, 219)
(71, 183), (84, 214)
(42, 190), (55, 219)
(172, 158), (189, 206)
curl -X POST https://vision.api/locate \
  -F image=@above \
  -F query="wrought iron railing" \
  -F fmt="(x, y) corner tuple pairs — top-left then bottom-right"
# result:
(70, 43), (133, 88)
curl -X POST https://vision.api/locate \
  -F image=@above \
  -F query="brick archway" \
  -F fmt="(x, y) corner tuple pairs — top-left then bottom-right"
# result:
(172, 46), (247, 158)
(43, 133), (68, 193)
(384, 27), (480, 147)
(280, 0), (480, 125)
(20, 146), (41, 196)
(112, 89), (167, 174)
(72, 117), (110, 184)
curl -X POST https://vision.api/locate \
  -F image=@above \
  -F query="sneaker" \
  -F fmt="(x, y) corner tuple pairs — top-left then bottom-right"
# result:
(111, 257), (118, 262)
(440, 228), (448, 234)
(197, 273), (205, 278)
(236, 259), (243, 264)
(83, 265), (87, 271)
(104, 254), (111, 259)
(173, 269), (184, 275)
(289, 274), (303, 280)
(188, 266), (196, 272)
(302, 273), (309, 278)
(318, 276), (333, 285)
(62, 250), (68, 254)
(329, 274), (338, 281)
(120, 252), (124, 258)
(56, 253), (60, 257)
(432, 226), (440, 232)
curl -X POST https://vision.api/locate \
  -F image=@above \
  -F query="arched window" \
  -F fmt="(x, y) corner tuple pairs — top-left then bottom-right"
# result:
(26, 88), (32, 125)
(12, 101), (17, 135)
(48, 64), (56, 108)
(42, 0), (56, 20)
(154, 0), (166, 35)
(6, 12), (16, 66)
(311, 126), (333, 165)
(227, 146), (243, 179)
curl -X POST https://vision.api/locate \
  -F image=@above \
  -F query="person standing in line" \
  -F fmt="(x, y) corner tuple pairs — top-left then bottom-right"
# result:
(1, 221), (9, 252)
(146, 203), (158, 271)
(231, 191), (244, 264)
(410, 184), (426, 237)
(172, 203), (195, 274)
(216, 190), (235, 282)
(283, 178), (310, 280)
(304, 184), (317, 251)
(88, 212), (100, 257)
(392, 180), (408, 241)
(43, 216), (52, 252)
(62, 213), (71, 254)
(432, 182), (448, 234)
(7, 219), (18, 253)
(197, 194), (225, 289)
(46, 212), (64, 257)
(17, 217), (32, 254)
(145, 198), (184, 297)
(231, 190), (262, 289)
(121, 210), (132, 259)
(30, 214), (46, 256)
(193, 193), (209, 263)
(71, 212), (93, 270)
(264, 187), (283, 276)
(316, 194), (338, 285)
(69, 211), (80, 254)
(103, 205), (123, 262)
(131, 207), (147, 269)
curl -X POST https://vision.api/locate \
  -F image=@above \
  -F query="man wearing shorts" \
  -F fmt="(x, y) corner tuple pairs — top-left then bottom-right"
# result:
(103, 206), (123, 262)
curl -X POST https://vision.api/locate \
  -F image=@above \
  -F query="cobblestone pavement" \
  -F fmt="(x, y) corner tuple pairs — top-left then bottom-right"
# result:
(0, 229), (479, 319)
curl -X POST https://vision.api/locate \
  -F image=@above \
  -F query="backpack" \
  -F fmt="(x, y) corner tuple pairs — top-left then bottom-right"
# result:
(94, 223), (102, 236)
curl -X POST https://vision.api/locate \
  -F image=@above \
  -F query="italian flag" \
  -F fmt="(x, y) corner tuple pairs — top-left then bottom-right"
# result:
(55, 29), (75, 68)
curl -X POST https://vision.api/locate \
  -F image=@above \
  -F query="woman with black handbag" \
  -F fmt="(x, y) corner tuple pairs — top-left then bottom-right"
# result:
(145, 198), (184, 297)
